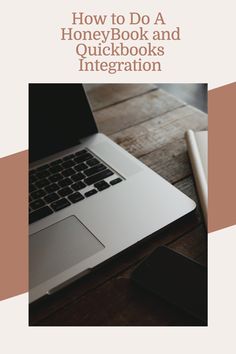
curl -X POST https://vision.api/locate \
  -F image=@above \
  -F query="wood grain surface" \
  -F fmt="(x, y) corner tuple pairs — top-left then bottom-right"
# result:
(29, 84), (207, 326)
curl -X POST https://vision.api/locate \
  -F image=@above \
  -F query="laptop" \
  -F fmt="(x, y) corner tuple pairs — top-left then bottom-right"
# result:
(29, 83), (196, 303)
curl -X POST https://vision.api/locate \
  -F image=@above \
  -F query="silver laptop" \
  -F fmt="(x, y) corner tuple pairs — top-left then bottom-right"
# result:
(29, 84), (196, 303)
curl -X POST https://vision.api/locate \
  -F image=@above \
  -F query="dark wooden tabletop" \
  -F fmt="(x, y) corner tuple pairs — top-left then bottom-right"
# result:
(29, 84), (208, 326)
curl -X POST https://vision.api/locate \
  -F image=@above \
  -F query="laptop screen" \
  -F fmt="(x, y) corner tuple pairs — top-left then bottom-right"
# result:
(29, 84), (98, 163)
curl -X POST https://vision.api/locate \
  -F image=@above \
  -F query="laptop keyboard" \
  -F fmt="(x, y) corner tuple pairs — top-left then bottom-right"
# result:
(29, 149), (123, 224)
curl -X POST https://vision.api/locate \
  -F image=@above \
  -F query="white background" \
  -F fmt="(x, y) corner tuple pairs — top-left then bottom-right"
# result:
(0, 1), (235, 352)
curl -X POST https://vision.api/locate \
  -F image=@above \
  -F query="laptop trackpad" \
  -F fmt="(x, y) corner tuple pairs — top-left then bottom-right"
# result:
(30, 216), (104, 289)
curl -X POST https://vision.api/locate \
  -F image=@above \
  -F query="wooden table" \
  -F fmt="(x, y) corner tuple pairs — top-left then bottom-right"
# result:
(29, 84), (208, 326)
